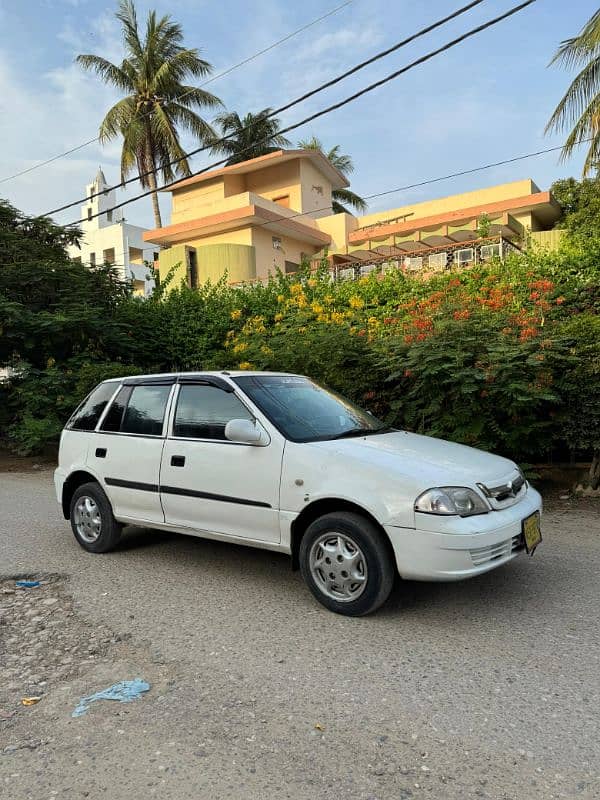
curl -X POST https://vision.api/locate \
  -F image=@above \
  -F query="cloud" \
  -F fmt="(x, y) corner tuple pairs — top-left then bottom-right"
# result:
(0, 10), (170, 228)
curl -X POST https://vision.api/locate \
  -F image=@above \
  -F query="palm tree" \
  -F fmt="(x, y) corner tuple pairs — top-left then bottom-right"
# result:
(77, 0), (221, 228)
(211, 109), (291, 165)
(297, 136), (367, 214)
(546, 9), (600, 176)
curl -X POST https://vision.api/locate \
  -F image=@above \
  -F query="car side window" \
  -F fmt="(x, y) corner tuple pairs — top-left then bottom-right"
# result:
(173, 384), (252, 440)
(100, 384), (170, 436)
(121, 385), (172, 436)
(68, 382), (119, 431)
(100, 386), (132, 432)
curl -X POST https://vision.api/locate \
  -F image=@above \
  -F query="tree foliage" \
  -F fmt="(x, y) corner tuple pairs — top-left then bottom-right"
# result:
(211, 109), (291, 165)
(551, 176), (600, 240)
(297, 135), (367, 214)
(1, 200), (598, 486)
(77, 0), (221, 227)
(546, 9), (600, 175)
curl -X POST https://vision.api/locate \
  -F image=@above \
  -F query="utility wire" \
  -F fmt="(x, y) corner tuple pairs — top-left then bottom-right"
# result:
(62, 0), (536, 227)
(0, 1), (353, 185)
(45, 0), (489, 218)
(251, 139), (582, 235)
(3, 135), (575, 269)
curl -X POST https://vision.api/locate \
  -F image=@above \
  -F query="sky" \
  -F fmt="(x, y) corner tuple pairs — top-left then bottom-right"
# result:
(0, 0), (597, 228)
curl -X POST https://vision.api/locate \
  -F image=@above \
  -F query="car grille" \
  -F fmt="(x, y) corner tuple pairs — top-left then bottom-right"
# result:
(476, 471), (527, 510)
(469, 534), (524, 567)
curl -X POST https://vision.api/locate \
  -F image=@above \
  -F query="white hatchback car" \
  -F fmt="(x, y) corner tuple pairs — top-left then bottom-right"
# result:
(55, 371), (542, 615)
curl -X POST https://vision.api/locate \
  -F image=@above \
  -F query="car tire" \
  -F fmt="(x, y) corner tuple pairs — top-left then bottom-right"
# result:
(70, 481), (122, 554)
(299, 511), (395, 616)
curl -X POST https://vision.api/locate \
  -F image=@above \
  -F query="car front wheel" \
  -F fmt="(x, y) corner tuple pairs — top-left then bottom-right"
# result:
(299, 511), (395, 616)
(70, 482), (122, 553)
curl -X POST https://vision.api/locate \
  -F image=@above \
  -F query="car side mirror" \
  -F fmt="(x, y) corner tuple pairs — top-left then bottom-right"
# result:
(224, 418), (266, 445)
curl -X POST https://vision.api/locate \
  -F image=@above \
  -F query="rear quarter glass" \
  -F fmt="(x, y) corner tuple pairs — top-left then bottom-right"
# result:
(68, 382), (120, 431)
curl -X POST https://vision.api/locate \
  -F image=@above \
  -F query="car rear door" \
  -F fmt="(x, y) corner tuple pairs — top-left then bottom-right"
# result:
(159, 378), (283, 543)
(93, 378), (175, 524)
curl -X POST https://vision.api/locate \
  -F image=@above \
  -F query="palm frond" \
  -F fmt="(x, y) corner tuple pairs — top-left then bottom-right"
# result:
(75, 55), (133, 92)
(98, 96), (137, 143)
(333, 188), (368, 213)
(546, 56), (600, 132)
(116, 0), (143, 62)
(550, 10), (600, 68)
(547, 8), (600, 176)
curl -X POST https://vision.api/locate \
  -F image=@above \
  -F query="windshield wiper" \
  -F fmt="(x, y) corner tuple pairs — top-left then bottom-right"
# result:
(329, 425), (395, 440)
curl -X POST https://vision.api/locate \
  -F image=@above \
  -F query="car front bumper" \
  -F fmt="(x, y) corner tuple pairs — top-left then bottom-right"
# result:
(385, 486), (542, 581)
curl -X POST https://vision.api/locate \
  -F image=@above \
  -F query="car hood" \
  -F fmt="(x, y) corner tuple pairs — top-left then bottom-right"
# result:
(310, 430), (517, 488)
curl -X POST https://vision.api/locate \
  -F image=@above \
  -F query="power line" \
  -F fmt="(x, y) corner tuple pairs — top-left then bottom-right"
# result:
(362, 140), (589, 202)
(62, 0), (536, 227)
(249, 139), (582, 234)
(0, 1), (353, 186)
(45, 0), (489, 218)
(3, 137), (572, 270)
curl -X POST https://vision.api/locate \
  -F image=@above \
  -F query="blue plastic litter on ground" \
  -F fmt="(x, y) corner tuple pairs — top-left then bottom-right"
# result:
(15, 580), (41, 588)
(71, 679), (151, 718)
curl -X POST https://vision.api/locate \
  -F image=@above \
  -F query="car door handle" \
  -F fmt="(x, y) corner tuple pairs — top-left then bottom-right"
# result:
(95, 448), (107, 458)
(170, 455), (185, 467)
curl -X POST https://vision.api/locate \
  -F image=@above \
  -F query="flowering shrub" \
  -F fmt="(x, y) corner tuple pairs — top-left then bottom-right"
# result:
(2, 205), (598, 477)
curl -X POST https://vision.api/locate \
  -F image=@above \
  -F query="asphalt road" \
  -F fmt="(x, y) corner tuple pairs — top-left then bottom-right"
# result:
(1, 469), (599, 800)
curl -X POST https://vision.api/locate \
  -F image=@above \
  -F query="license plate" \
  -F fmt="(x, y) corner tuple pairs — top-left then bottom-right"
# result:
(522, 511), (542, 554)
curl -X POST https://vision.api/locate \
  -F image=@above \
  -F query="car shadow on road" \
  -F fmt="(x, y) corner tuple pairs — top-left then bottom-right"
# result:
(112, 525), (563, 622)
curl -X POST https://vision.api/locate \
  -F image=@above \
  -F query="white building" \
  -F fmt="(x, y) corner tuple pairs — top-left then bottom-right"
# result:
(67, 168), (158, 296)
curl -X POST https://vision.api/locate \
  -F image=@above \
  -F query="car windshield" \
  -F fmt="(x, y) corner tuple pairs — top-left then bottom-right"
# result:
(234, 375), (390, 443)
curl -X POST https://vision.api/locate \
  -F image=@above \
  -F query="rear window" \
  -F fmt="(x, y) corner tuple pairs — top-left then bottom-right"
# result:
(68, 382), (119, 431)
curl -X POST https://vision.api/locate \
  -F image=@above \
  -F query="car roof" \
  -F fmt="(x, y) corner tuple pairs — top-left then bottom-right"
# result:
(102, 370), (302, 383)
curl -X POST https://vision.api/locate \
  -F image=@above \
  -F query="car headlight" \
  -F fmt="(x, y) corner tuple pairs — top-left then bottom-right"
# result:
(414, 487), (490, 517)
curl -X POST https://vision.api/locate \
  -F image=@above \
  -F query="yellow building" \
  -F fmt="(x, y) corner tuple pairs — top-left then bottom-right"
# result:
(144, 151), (563, 286)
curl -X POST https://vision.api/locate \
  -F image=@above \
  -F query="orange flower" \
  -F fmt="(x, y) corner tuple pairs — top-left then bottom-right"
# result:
(556, 296), (565, 305)
(453, 309), (470, 320)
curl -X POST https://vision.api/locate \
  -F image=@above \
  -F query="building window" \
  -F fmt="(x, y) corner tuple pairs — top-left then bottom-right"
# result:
(456, 248), (475, 266)
(284, 260), (299, 274)
(428, 252), (447, 270)
(89, 252), (96, 268)
(87, 207), (92, 220)
(103, 248), (115, 265)
(272, 236), (282, 251)
(480, 243), (501, 261)
(107, 209), (113, 223)
(153, 252), (159, 262)
(403, 256), (423, 271)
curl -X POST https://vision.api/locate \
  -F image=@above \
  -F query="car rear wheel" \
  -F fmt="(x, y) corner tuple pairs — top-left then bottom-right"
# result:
(299, 511), (395, 616)
(70, 482), (122, 553)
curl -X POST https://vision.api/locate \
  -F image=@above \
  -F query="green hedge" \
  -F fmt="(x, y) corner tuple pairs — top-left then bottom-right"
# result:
(1, 195), (598, 480)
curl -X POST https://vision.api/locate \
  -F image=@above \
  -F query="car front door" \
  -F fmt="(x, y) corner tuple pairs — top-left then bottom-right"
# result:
(160, 380), (282, 544)
(93, 379), (174, 524)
